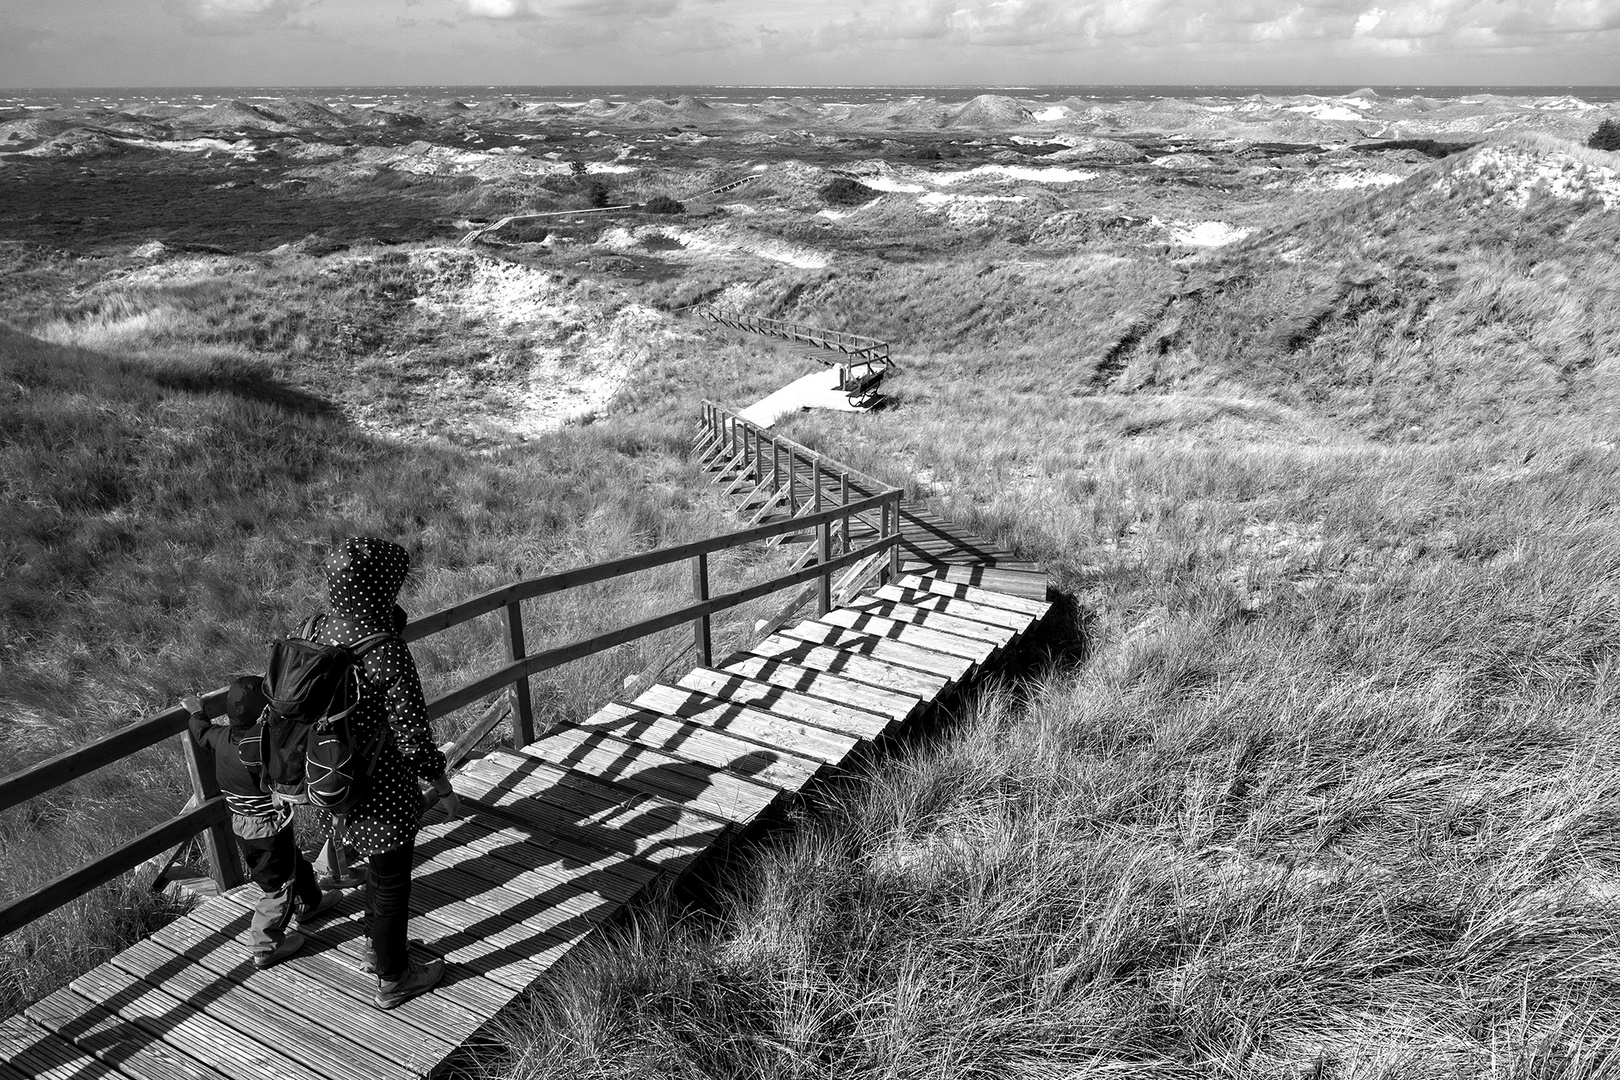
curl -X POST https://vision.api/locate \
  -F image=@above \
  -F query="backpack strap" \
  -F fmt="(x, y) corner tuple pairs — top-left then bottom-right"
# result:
(349, 631), (400, 657)
(296, 613), (322, 640)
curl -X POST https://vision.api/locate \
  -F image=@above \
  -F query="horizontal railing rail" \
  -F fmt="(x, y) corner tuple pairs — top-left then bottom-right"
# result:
(0, 451), (904, 937)
(695, 308), (891, 362)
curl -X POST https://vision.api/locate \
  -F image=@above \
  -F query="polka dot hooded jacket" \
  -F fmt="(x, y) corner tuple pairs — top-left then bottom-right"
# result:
(313, 537), (447, 856)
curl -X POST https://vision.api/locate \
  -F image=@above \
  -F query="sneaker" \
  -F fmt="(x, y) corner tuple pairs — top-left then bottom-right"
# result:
(359, 937), (422, 974)
(374, 958), (444, 1010)
(252, 931), (306, 970)
(317, 867), (366, 887)
(294, 890), (344, 929)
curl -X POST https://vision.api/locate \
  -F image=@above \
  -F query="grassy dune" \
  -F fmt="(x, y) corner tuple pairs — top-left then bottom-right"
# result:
(0, 268), (808, 1014)
(489, 137), (1620, 1076)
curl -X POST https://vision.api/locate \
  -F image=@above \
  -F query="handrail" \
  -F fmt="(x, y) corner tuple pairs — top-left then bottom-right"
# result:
(0, 798), (229, 939)
(695, 309), (891, 360)
(0, 439), (904, 935)
(406, 488), (891, 640)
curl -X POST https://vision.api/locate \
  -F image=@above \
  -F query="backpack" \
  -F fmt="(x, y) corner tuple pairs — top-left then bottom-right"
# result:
(259, 614), (399, 816)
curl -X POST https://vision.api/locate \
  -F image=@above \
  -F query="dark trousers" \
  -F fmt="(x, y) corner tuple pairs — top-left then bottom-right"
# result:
(238, 824), (322, 955)
(365, 835), (415, 982)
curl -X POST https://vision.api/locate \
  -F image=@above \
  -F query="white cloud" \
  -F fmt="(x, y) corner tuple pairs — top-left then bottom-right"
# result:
(1354, 7), (1385, 35)
(465, 0), (528, 16)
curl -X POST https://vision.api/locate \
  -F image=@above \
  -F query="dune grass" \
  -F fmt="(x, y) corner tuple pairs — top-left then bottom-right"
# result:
(0, 249), (811, 1015)
(7, 130), (1620, 1075)
(482, 135), (1620, 1077)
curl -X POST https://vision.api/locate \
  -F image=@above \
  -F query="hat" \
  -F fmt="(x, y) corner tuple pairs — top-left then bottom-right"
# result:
(225, 675), (267, 727)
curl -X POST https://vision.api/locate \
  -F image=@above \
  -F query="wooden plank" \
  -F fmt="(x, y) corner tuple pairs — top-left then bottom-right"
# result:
(839, 596), (1019, 647)
(208, 887), (524, 1003)
(418, 811), (659, 901)
(571, 700), (829, 786)
(898, 563), (1049, 600)
(458, 749), (646, 819)
(672, 670), (894, 741)
(894, 574), (1052, 618)
(774, 623), (976, 683)
(630, 684), (860, 764)
(26, 988), (231, 1080)
(108, 939), (413, 1080)
(127, 904), (458, 1073)
(412, 818), (651, 917)
(516, 728), (780, 825)
(0, 1015), (126, 1080)
(810, 608), (1000, 663)
(454, 753), (727, 872)
(869, 584), (1034, 632)
(714, 655), (928, 721)
(182, 899), (487, 1047)
(133, 911), (446, 1071)
(66, 961), (330, 1080)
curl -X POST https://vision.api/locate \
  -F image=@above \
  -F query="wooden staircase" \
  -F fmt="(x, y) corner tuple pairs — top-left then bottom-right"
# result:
(0, 407), (1050, 1080)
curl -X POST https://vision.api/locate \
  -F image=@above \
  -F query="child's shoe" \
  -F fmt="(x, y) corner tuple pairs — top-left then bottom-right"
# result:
(294, 890), (344, 929)
(252, 931), (306, 970)
(374, 958), (444, 1010)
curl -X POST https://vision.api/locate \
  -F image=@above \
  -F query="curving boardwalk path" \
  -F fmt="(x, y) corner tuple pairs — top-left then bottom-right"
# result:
(0, 432), (1050, 1080)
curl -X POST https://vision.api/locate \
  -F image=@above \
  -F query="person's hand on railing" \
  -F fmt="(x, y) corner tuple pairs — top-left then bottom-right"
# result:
(181, 695), (205, 718)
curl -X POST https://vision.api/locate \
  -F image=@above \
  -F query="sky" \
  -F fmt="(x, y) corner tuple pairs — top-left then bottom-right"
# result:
(1, 0), (1617, 89)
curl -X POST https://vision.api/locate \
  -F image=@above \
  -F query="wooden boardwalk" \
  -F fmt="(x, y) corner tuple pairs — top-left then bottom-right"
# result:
(1, 439), (1050, 1080)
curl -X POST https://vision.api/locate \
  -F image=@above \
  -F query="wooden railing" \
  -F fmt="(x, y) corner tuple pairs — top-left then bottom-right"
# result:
(0, 467), (904, 939)
(695, 309), (892, 364)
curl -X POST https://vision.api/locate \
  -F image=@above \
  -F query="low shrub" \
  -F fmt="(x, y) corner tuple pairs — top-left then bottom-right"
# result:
(644, 195), (684, 215)
(819, 177), (877, 206)
(1589, 119), (1620, 151)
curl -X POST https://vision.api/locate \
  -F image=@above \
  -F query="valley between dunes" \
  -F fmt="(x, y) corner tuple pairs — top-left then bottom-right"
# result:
(3, 89), (1620, 1077)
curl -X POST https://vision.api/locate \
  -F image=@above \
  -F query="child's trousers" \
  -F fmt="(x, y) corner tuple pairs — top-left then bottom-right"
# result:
(238, 821), (322, 957)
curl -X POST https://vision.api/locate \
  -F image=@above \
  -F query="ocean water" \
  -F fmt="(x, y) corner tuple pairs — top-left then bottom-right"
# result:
(3, 84), (1619, 111)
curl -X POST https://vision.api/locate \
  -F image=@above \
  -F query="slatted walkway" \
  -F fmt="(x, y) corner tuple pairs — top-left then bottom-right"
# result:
(713, 426), (1046, 601)
(1, 452), (1050, 1080)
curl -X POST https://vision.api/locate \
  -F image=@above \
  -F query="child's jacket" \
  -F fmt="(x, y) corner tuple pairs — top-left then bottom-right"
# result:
(188, 713), (287, 840)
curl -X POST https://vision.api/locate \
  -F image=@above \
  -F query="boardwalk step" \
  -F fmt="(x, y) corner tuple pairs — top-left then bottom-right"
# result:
(674, 668), (894, 741)
(516, 724), (783, 825)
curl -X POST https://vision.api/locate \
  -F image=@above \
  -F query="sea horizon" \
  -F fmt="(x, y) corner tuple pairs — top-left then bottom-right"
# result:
(5, 82), (1620, 111)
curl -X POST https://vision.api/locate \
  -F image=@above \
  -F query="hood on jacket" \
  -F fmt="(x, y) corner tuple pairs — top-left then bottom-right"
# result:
(323, 537), (410, 629)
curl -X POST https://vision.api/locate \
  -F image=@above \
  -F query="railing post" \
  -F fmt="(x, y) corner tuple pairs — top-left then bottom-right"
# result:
(692, 553), (712, 666)
(788, 451), (799, 517)
(179, 732), (244, 893)
(815, 461), (832, 614)
(888, 492), (902, 581)
(771, 437), (781, 494)
(505, 601), (536, 747)
(841, 473), (851, 554)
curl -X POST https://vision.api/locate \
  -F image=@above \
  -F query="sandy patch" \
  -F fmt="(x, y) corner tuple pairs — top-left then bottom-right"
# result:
(398, 248), (667, 439)
(1153, 218), (1252, 246)
(918, 192), (1030, 227)
(862, 174), (926, 193)
(1437, 143), (1620, 211)
(1288, 103), (1366, 122)
(930, 164), (1096, 185)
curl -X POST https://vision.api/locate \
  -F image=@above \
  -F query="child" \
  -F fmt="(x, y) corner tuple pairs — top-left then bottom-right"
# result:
(183, 676), (342, 969)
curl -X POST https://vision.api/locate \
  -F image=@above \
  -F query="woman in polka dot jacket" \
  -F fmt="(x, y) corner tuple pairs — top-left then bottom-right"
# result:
(312, 536), (457, 1009)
